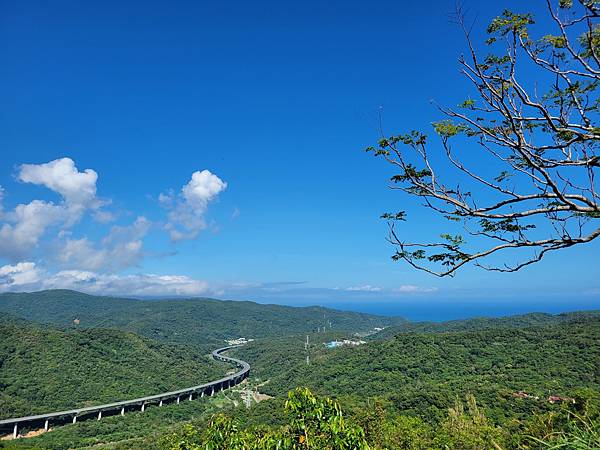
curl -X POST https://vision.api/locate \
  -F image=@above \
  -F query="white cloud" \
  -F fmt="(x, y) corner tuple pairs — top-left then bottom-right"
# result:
(336, 284), (437, 294)
(0, 262), (42, 288)
(92, 209), (116, 224)
(0, 158), (108, 260)
(345, 285), (383, 292)
(393, 284), (438, 293)
(161, 170), (227, 241)
(19, 158), (98, 208)
(0, 200), (65, 259)
(158, 191), (174, 208)
(44, 271), (213, 296)
(182, 170), (227, 209)
(56, 217), (150, 272)
(0, 262), (215, 297)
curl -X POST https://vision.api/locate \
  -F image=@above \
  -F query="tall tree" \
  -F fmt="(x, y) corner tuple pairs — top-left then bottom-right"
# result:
(369, 0), (600, 276)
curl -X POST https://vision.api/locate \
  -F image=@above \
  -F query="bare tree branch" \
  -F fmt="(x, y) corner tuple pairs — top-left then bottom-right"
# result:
(368, 0), (599, 276)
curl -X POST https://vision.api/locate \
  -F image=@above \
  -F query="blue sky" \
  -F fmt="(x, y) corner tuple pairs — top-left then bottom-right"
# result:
(1, 0), (599, 313)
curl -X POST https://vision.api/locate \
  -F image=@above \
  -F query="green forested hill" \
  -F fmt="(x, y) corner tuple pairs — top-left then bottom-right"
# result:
(368, 310), (600, 339)
(0, 290), (402, 347)
(2, 315), (599, 449)
(0, 319), (224, 419)
(233, 317), (600, 424)
(2, 292), (599, 449)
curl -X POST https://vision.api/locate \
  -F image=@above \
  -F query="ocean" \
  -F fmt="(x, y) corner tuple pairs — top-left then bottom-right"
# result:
(268, 297), (600, 322)
(327, 299), (600, 321)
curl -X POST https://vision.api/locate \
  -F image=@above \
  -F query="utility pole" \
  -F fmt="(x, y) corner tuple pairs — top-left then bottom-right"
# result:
(305, 335), (310, 365)
(244, 389), (252, 408)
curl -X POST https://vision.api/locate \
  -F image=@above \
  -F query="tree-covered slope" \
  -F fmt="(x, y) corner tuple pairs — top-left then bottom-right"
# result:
(0, 319), (224, 419)
(368, 310), (600, 340)
(0, 290), (403, 347)
(233, 317), (600, 424)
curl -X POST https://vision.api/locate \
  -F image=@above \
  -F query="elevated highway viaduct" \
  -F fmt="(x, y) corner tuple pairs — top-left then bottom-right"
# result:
(0, 345), (250, 439)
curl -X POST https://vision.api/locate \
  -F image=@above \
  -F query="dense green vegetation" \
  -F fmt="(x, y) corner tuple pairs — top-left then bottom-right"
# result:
(233, 317), (600, 425)
(369, 310), (600, 340)
(1, 293), (599, 449)
(146, 316), (600, 449)
(0, 318), (224, 419)
(0, 290), (401, 348)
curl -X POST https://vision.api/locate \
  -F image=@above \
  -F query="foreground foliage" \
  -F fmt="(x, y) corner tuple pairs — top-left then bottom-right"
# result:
(159, 388), (370, 450)
(159, 388), (600, 450)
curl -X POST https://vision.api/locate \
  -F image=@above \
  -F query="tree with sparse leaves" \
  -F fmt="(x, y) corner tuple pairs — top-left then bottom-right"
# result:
(158, 388), (369, 450)
(368, 0), (600, 276)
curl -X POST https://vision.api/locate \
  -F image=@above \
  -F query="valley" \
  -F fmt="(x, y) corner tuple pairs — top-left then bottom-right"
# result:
(0, 291), (599, 449)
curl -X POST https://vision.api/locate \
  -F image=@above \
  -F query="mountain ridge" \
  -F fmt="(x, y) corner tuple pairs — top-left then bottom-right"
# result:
(0, 290), (403, 348)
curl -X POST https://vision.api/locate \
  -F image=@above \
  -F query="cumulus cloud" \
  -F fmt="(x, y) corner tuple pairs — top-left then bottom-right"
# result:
(56, 217), (150, 272)
(0, 200), (65, 259)
(161, 170), (227, 241)
(0, 158), (107, 260)
(19, 158), (98, 210)
(0, 262), (42, 288)
(0, 262), (214, 297)
(182, 170), (227, 208)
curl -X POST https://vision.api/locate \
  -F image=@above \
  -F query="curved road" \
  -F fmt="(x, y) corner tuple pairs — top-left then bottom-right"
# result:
(0, 345), (250, 439)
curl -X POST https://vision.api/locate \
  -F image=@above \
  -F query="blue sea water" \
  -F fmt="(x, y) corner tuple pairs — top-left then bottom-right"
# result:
(254, 294), (600, 322)
(320, 298), (600, 322)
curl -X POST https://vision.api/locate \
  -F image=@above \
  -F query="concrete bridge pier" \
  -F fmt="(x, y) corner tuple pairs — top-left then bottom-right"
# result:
(211, 387), (214, 396)
(121, 407), (125, 416)
(201, 391), (204, 398)
(159, 400), (163, 407)
(44, 419), (49, 431)
(97, 411), (102, 420)
(13, 423), (17, 439)
(177, 396), (180, 404)
(72, 416), (77, 424)
(141, 403), (145, 412)
(189, 393), (193, 401)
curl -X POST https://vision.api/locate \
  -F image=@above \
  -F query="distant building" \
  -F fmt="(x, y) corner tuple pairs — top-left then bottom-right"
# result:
(324, 339), (366, 349)
(226, 337), (254, 345)
(325, 341), (342, 349)
(512, 391), (538, 400)
(548, 395), (575, 404)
